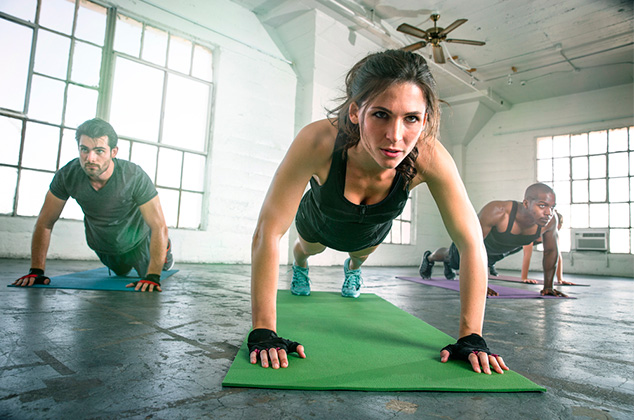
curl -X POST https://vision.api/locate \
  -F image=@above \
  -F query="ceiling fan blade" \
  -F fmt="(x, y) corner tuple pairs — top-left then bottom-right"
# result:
(397, 23), (429, 39)
(401, 41), (427, 52)
(438, 19), (467, 37)
(446, 38), (486, 46)
(432, 45), (445, 64)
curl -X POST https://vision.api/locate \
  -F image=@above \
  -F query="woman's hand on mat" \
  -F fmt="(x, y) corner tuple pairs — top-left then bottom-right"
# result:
(540, 288), (567, 297)
(247, 328), (306, 368)
(522, 278), (539, 284)
(250, 346), (306, 369)
(486, 287), (499, 296)
(13, 269), (50, 286)
(440, 333), (509, 374)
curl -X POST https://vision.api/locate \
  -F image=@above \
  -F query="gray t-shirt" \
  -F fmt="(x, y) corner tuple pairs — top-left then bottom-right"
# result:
(50, 158), (158, 254)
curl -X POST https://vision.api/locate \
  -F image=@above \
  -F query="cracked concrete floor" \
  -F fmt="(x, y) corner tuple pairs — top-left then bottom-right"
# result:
(0, 258), (632, 419)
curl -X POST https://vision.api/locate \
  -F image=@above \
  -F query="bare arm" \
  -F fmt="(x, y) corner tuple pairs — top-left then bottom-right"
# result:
(521, 243), (538, 283)
(414, 141), (507, 374)
(541, 219), (562, 294)
(250, 120), (335, 367)
(417, 141), (487, 339)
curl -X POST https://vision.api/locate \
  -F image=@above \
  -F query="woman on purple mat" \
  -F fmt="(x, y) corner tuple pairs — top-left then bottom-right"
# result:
(248, 49), (509, 375)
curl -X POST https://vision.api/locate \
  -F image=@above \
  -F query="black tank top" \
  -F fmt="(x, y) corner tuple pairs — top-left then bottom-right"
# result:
(484, 201), (542, 256)
(295, 131), (410, 252)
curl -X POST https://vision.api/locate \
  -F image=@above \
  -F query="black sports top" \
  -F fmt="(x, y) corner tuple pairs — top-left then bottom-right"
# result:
(484, 201), (542, 257)
(295, 131), (410, 252)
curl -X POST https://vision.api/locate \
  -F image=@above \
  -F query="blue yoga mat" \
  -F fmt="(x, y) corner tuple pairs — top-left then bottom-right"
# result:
(8, 267), (178, 291)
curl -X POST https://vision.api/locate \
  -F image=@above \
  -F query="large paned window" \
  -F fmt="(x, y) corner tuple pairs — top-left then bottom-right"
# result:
(536, 127), (634, 254)
(384, 195), (413, 245)
(0, 0), (213, 229)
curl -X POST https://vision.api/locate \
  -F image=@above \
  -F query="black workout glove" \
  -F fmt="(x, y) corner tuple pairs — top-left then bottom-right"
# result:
(133, 273), (161, 288)
(247, 328), (301, 354)
(16, 268), (50, 285)
(442, 333), (491, 361)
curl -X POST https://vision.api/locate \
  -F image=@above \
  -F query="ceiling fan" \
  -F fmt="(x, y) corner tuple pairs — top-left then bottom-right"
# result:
(397, 14), (485, 64)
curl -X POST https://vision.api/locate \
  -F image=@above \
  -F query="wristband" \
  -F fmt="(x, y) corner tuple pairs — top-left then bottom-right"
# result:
(247, 328), (301, 355)
(442, 333), (491, 361)
(16, 268), (50, 285)
(137, 273), (161, 287)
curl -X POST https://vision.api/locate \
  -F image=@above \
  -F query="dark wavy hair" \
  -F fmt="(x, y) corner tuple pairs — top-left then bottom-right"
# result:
(327, 49), (440, 185)
(75, 118), (119, 149)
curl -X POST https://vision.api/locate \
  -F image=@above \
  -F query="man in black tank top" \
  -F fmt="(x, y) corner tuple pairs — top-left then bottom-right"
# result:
(419, 183), (567, 297)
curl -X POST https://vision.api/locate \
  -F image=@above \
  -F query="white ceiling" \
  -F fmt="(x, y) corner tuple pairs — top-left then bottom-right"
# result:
(231, 0), (633, 108)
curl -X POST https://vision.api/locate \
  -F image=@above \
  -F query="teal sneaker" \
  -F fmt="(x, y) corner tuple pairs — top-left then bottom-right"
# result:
(290, 263), (311, 296)
(341, 258), (363, 298)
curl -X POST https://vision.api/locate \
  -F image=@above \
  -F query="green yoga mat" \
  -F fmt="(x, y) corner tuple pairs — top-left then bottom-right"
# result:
(7, 267), (178, 291)
(223, 292), (545, 392)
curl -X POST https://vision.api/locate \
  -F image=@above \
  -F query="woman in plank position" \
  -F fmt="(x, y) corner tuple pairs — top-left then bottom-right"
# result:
(249, 49), (509, 374)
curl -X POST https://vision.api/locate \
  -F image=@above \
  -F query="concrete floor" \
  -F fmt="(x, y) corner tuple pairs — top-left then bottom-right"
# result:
(0, 258), (632, 420)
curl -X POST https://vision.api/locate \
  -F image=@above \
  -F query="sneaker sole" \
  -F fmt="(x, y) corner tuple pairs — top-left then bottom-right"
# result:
(419, 250), (434, 278)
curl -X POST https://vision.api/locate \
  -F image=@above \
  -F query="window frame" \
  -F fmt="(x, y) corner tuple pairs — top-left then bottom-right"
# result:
(535, 126), (633, 254)
(0, 0), (215, 230)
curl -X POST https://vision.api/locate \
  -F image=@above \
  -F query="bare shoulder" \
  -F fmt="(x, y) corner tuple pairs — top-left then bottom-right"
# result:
(411, 138), (447, 187)
(295, 119), (337, 155)
(290, 119), (338, 179)
(479, 200), (512, 226)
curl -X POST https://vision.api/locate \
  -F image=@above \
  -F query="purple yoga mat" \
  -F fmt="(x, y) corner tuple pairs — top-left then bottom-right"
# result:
(489, 274), (589, 287)
(396, 276), (576, 299)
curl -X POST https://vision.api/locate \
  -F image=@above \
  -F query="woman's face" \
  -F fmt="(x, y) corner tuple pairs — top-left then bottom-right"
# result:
(349, 82), (427, 170)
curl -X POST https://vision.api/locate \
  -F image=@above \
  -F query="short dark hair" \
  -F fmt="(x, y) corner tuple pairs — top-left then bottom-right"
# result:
(75, 118), (118, 149)
(524, 183), (555, 201)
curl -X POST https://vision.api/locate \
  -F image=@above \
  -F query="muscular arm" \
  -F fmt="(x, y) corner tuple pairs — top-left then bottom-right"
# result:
(540, 219), (559, 292)
(139, 195), (169, 276)
(31, 191), (67, 270)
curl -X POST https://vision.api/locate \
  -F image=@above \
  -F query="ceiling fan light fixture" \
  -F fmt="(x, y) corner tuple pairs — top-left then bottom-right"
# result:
(432, 45), (445, 64)
(397, 13), (485, 64)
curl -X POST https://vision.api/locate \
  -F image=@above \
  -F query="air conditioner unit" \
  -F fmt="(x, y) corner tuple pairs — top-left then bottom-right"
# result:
(571, 228), (608, 251)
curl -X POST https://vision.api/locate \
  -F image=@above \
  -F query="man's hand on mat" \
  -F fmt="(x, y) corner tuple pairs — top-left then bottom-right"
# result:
(540, 288), (567, 297)
(126, 273), (162, 292)
(522, 278), (538, 284)
(247, 328), (306, 368)
(13, 269), (50, 287)
(486, 287), (499, 296)
(440, 333), (509, 375)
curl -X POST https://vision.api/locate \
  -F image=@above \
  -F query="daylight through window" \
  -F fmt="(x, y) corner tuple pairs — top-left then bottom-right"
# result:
(536, 127), (633, 254)
(0, 0), (213, 229)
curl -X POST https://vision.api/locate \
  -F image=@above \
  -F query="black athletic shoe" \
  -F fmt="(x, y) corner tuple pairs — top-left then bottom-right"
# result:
(489, 265), (499, 277)
(444, 262), (456, 280)
(419, 250), (434, 279)
(163, 239), (174, 271)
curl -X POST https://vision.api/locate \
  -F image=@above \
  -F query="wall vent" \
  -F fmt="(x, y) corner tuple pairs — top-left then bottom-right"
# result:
(571, 228), (608, 251)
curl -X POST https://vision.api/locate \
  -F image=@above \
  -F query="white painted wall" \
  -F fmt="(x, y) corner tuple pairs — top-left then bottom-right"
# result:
(0, 0), (297, 265)
(463, 83), (634, 277)
(1, 1), (631, 277)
